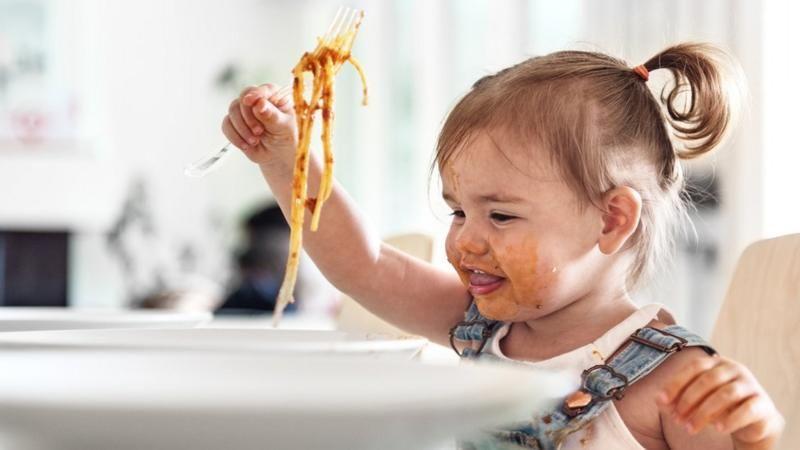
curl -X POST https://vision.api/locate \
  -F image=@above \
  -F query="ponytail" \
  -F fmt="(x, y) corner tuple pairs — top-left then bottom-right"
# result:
(642, 43), (741, 160)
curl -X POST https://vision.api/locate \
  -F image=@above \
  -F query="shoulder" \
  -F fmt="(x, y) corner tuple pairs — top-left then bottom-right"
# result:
(630, 345), (714, 398)
(630, 320), (719, 402)
(641, 320), (718, 385)
(613, 344), (714, 448)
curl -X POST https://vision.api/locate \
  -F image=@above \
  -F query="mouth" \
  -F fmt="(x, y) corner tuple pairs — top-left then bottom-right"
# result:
(464, 266), (505, 296)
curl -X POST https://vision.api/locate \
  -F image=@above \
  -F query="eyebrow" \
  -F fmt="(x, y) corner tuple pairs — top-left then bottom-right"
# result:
(480, 193), (526, 203)
(442, 192), (526, 204)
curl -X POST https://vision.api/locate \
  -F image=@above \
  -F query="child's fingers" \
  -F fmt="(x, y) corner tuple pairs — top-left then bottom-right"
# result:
(672, 360), (740, 419)
(721, 395), (784, 445)
(239, 101), (263, 137)
(252, 97), (291, 129)
(718, 395), (769, 438)
(242, 83), (281, 107)
(240, 84), (265, 107)
(683, 379), (752, 434)
(272, 91), (294, 114)
(221, 116), (250, 151)
(237, 86), (264, 136)
(227, 100), (259, 147)
(659, 355), (720, 406)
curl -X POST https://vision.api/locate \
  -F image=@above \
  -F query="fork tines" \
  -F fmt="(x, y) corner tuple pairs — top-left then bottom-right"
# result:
(318, 6), (362, 52)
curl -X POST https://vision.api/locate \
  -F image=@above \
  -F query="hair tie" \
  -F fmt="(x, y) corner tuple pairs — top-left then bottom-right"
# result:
(633, 65), (649, 81)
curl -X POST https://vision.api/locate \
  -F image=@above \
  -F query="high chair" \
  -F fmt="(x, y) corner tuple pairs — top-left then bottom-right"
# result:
(336, 233), (433, 336)
(711, 234), (800, 449)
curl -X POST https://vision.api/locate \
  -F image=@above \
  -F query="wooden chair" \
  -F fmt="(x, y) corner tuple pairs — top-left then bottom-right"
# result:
(336, 233), (433, 336)
(711, 234), (800, 449)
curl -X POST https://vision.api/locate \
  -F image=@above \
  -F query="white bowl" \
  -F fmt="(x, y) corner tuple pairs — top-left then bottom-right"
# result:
(0, 351), (571, 450)
(0, 328), (427, 359)
(0, 307), (211, 332)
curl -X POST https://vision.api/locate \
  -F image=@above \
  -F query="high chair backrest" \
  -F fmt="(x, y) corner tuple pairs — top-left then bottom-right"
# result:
(711, 234), (800, 449)
(336, 233), (433, 336)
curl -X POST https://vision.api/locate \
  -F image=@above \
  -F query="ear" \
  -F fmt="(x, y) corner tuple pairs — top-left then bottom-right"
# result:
(598, 186), (642, 255)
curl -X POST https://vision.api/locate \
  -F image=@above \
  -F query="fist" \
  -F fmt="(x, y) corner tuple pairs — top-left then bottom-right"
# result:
(221, 83), (297, 165)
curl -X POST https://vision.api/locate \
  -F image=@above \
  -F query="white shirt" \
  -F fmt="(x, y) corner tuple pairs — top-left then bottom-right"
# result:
(484, 304), (673, 450)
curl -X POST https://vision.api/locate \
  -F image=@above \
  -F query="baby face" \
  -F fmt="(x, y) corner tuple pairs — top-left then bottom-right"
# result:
(442, 129), (605, 322)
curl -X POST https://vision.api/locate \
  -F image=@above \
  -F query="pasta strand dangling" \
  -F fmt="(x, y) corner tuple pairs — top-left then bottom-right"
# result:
(273, 10), (368, 324)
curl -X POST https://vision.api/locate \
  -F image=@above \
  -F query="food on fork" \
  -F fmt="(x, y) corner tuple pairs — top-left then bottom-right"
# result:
(273, 7), (369, 324)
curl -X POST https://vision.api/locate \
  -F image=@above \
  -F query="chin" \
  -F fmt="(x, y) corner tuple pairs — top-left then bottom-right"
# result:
(475, 297), (519, 321)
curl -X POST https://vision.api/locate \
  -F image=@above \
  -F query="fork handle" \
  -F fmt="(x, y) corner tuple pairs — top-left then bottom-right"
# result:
(186, 83), (292, 178)
(184, 143), (233, 178)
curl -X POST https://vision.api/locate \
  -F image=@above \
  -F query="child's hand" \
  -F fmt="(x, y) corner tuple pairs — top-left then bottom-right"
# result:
(658, 355), (784, 450)
(221, 83), (297, 167)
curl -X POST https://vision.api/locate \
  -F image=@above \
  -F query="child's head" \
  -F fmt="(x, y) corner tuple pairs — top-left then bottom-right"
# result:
(437, 43), (739, 321)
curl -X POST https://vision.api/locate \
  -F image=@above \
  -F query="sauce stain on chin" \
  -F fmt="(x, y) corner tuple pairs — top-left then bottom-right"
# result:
(476, 296), (519, 320)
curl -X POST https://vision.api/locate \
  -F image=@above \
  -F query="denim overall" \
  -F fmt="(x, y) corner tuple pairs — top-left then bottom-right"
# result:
(449, 302), (717, 450)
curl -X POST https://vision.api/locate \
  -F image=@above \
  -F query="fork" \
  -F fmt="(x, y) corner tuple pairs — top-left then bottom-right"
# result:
(184, 84), (292, 178)
(315, 6), (362, 56)
(186, 6), (360, 179)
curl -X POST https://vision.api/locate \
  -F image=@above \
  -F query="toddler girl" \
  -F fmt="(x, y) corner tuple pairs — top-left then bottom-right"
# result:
(221, 42), (783, 449)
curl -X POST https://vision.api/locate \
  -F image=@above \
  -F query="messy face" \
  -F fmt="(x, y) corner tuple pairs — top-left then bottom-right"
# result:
(442, 129), (604, 322)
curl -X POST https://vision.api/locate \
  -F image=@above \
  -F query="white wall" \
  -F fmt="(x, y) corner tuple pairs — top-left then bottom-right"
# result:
(74, 0), (309, 307)
(0, 0), (307, 307)
(2, 1), (788, 326)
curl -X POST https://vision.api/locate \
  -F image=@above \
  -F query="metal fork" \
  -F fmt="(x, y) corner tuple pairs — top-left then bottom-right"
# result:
(184, 84), (292, 178)
(319, 6), (361, 52)
(315, 6), (357, 51)
(185, 6), (360, 178)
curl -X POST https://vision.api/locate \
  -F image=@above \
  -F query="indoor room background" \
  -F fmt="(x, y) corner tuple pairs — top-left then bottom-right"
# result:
(1, 0), (798, 338)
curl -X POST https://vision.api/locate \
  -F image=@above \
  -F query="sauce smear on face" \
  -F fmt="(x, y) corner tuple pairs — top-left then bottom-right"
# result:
(473, 237), (557, 321)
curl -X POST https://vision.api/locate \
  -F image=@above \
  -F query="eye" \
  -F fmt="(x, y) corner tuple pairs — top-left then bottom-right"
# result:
(490, 212), (516, 223)
(449, 209), (465, 219)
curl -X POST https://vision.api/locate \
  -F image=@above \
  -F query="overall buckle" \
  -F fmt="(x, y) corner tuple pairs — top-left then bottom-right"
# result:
(630, 327), (688, 353)
(562, 364), (629, 417)
(448, 320), (496, 357)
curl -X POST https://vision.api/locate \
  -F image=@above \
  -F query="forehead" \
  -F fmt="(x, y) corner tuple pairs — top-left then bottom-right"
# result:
(440, 129), (560, 193)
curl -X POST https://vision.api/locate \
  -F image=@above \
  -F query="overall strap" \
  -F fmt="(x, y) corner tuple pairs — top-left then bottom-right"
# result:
(563, 325), (716, 418)
(449, 301), (502, 358)
(477, 325), (717, 450)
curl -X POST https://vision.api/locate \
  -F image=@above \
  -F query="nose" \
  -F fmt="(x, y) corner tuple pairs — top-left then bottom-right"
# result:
(454, 220), (489, 256)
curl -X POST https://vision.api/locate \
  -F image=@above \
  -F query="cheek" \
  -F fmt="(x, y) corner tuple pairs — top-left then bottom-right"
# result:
(495, 237), (557, 308)
(445, 234), (469, 287)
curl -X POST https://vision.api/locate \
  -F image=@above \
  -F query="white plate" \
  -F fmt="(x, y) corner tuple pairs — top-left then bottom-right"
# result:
(0, 351), (572, 450)
(0, 328), (427, 359)
(0, 307), (211, 332)
(203, 314), (337, 330)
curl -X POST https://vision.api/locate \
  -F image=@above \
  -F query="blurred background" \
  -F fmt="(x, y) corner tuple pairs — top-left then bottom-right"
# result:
(0, 0), (797, 336)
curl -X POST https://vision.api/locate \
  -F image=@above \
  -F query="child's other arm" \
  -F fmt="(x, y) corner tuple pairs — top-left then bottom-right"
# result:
(222, 84), (470, 345)
(655, 349), (784, 450)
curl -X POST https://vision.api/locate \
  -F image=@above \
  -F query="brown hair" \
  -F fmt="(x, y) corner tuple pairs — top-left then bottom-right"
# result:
(435, 43), (742, 286)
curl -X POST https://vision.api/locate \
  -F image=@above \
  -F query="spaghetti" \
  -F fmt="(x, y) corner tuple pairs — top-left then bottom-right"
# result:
(273, 9), (368, 324)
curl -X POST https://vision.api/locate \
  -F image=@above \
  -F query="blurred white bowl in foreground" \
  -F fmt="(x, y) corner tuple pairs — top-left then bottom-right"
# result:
(203, 313), (337, 330)
(0, 307), (211, 332)
(0, 328), (426, 359)
(0, 351), (570, 450)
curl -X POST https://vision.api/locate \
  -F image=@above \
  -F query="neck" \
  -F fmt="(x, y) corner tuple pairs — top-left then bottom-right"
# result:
(515, 285), (639, 359)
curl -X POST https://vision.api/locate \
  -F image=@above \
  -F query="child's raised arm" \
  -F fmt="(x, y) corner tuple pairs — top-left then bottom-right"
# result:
(221, 84), (470, 344)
